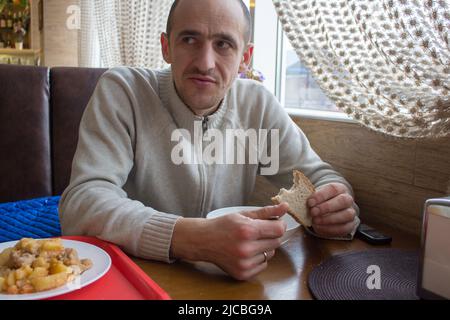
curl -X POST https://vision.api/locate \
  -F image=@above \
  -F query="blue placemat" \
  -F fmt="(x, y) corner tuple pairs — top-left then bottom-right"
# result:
(0, 196), (62, 243)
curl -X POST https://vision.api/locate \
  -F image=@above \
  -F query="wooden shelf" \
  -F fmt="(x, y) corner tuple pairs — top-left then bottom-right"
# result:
(0, 48), (42, 66)
(0, 48), (41, 55)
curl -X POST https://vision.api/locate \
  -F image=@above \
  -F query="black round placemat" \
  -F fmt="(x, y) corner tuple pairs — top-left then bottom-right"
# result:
(308, 249), (419, 300)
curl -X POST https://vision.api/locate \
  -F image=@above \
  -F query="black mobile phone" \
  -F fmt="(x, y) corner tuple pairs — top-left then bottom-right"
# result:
(356, 223), (392, 245)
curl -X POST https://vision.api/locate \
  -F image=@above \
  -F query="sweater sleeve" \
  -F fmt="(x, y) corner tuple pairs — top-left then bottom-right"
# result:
(58, 68), (181, 263)
(257, 87), (360, 240)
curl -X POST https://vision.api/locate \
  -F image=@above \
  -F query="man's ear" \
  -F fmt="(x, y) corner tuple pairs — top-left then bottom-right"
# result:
(161, 32), (172, 64)
(239, 43), (254, 73)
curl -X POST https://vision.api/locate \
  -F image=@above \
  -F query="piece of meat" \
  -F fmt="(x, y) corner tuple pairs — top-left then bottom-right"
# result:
(23, 241), (40, 255)
(69, 264), (82, 276)
(39, 249), (64, 261)
(10, 250), (35, 268)
(62, 248), (80, 266)
(80, 259), (93, 273)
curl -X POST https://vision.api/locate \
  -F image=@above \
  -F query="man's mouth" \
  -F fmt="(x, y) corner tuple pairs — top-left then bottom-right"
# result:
(188, 75), (217, 85)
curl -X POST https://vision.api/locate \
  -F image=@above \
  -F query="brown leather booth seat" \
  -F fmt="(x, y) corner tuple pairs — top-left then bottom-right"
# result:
(0, 65), (51, 203)
(51, 67), (107, 195)
(0, 64), (107, 203)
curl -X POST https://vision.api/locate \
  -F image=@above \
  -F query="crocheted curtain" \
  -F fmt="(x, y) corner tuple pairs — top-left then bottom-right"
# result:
(79, 0), (173, 69)
(272, 0), (450, 138)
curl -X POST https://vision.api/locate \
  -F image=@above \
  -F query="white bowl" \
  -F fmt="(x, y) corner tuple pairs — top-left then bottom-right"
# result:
(206, 206), (300, 245)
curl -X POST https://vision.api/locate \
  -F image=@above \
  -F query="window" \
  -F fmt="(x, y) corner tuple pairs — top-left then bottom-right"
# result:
(251, 0), (346, 117)
(282, 38), (338, 112)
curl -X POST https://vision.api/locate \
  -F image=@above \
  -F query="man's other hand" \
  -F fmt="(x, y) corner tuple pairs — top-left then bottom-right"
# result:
(307, 183), (357, 238)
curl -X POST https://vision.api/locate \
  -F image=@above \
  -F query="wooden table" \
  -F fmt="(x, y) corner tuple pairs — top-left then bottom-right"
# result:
(132, 222), (420, 300)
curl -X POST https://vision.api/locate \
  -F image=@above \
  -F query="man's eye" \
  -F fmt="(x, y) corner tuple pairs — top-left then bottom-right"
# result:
(183, 37), (196, 45)
(217, 41), (232, 50)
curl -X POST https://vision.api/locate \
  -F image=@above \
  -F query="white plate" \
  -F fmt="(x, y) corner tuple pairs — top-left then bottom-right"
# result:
(0, 239), (111, 300)
(207, 206), (300, 245)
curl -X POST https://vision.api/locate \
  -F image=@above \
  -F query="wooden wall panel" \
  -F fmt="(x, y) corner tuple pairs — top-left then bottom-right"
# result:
(30, 0), (41, 50)
(250, 117), (450, 237)
(42, 0), (78, 67)
(415, 138), (450, 193)
(333, 166), (443, 233)
(293, 119), (417, 185)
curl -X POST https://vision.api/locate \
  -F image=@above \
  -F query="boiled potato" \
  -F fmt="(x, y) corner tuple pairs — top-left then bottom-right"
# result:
(31, 273), (69, 292)
(40, 239), (63, 251)
(14, 265), (33, 281)
(49, 261), (69, 275)
(28, 267), (49, 279)
(15, 238), (32, 249)
(32, 257), (50, 269)
(15, 267), (28, 281)
(16, 238), (40, 254)
(25, 242), (40, 254)
(0, 276), (5, 291)
(6, 271), (15, 287)
(0, 248), (12, 267)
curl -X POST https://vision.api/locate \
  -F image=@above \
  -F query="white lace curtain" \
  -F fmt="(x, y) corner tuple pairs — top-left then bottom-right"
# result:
(79, 0), (173, 69)
(273, 0), (450, 138)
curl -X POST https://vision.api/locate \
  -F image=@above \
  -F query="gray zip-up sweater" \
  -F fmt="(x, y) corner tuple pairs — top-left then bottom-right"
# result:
(59, 67), (357, 263)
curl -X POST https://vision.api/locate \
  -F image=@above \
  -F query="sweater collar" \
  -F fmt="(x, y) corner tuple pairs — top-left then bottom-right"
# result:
(158, 68), (229, 132)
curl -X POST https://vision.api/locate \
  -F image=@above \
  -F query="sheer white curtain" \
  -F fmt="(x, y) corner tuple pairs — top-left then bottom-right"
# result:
(79, 0), (173, 69)
(273, 0), (450, 138)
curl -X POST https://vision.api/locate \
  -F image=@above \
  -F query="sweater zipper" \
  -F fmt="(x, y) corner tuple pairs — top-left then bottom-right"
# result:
(202, 116), (209, 135)
(199, 116), (208, 216)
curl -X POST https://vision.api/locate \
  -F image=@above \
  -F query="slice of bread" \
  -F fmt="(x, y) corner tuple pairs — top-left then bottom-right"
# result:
(271, 170), (315, 227)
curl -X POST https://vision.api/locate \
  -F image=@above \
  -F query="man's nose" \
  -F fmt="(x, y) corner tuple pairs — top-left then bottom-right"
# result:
(195, 44), (216, 73)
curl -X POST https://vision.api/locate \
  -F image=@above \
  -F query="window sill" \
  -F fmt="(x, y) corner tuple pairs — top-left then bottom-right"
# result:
(286, 108), (357, 124)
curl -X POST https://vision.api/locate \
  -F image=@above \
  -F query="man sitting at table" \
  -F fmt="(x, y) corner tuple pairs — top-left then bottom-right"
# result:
(59, 0), (360, 280)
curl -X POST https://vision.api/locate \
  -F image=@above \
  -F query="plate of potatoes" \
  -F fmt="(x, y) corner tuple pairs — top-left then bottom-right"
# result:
(0, 238), (111, 300)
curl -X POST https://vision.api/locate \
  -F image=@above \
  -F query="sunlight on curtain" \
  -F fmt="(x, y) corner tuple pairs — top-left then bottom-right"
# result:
(273, 0), (450, 138)
(79, 0), (173, 69)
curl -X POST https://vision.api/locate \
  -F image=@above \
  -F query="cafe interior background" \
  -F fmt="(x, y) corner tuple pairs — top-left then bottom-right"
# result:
(0, 0), (449, 240)
(0, 0), (449, 300)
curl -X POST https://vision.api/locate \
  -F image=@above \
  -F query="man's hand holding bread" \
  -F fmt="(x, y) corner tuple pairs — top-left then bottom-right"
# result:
(272, 170), (358, 238)
(308, 182), (357, 238)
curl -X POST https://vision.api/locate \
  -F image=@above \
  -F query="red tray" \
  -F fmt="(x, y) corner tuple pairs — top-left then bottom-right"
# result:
(47, 236), (171, 300)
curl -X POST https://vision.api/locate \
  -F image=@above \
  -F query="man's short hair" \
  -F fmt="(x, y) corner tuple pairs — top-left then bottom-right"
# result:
(166, 0), (252, 44)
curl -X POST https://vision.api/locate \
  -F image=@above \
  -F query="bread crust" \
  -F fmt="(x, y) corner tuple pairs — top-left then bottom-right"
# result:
(271, 170), (315, 227)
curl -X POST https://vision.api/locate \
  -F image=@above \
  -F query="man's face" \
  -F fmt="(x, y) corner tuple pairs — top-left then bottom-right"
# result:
(161, 0), (252, 116)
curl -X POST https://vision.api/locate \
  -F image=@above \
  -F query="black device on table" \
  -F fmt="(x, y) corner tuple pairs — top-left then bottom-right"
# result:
(356, 223), (392, 245)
